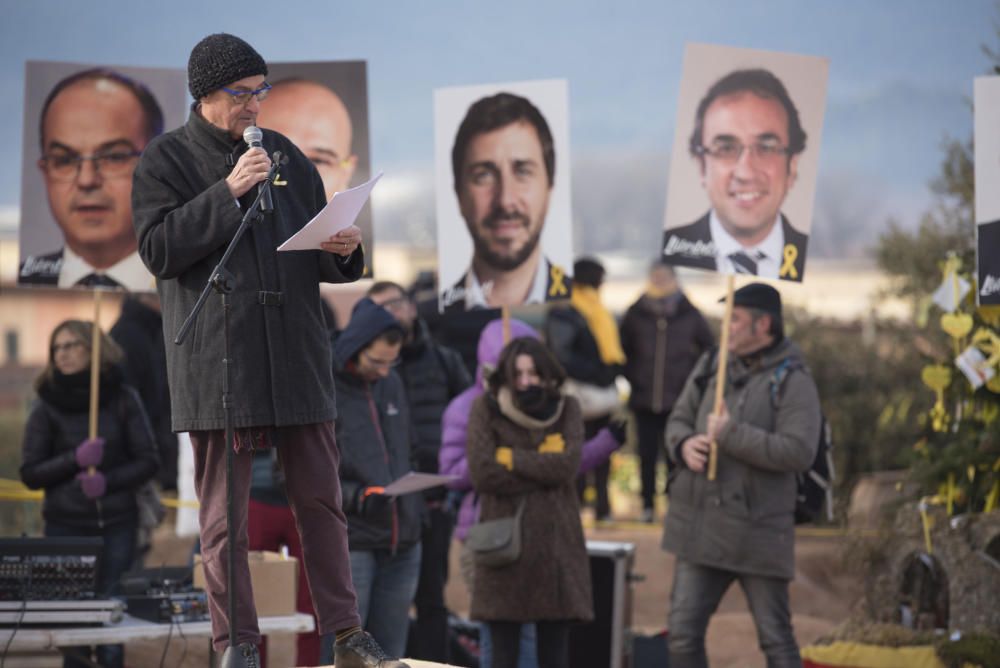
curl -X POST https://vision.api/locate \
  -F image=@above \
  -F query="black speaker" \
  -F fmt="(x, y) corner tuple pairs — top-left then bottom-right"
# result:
(568, 541), (636, 668)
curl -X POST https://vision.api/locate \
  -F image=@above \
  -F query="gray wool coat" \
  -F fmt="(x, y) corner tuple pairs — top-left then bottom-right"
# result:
(663, 338), (821, 580)
(466, 391), (594, 623)
(132, 109), (363, 432)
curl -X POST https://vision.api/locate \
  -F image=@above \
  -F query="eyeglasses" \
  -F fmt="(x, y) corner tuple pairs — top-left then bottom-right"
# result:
(696, 140), (790, 164)
(51, 340), (84, 355)
(40, 149), (142, 182)
(220, 82), (272, 106)
(377, 297), (409, 312)
(362, 352), (400, 369)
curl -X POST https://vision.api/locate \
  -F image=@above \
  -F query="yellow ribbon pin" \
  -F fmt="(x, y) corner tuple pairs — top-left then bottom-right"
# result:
(548, 264), (569, 298)
(779, 244), (798, 279)
(273, 171), (287, 186)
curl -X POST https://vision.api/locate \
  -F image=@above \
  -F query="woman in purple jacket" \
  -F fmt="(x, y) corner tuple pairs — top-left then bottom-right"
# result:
(439, 318), (624, 667)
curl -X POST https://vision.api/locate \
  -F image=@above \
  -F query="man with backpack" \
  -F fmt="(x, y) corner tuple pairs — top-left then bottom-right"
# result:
(662, 282), (822, 668)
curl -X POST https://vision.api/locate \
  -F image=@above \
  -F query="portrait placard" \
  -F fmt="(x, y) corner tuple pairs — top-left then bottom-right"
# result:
(974, 76), (1000, 305)
(662, 43), (828, 283)
(18, 61), (187, 291)
(434, 79), (573, 312)
(261, 61), (374, 277)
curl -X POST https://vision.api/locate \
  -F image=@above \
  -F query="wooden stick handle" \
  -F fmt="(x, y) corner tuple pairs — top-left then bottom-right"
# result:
(502, 306), (511, 345)
(708, 276), (735, 481)
(88, 290), (102, 475)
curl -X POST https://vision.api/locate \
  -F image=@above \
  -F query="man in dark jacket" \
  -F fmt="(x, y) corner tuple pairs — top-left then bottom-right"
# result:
(620, 261), (713, 522)
(110, 294), (177, 491)
(663, 283), (821, 668)
(325, 298), (422, 665)
(131, 33), (400, 668)
(367, 281), (471, 662)
(545, 257), (624, 521)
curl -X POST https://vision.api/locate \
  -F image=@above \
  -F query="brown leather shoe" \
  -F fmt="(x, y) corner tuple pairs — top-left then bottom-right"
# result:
(220, 642), (260, 668)
(334, 630), (410, 667)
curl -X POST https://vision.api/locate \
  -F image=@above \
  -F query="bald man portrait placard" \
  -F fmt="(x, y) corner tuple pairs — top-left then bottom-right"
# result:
(434, 79), (574, 312)
(662, 44), (828, 283)
(18, 61), (187, 291)
(257, 60), (373, 276)
(974, 75), (1000, 306)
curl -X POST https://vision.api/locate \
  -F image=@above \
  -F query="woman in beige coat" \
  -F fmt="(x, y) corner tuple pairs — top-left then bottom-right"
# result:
(467, 337), (593, 668)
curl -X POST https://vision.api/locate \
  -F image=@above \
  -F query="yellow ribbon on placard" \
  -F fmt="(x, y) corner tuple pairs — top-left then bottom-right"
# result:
(548, 264), (569, 298)
(779, 244), (798, 279)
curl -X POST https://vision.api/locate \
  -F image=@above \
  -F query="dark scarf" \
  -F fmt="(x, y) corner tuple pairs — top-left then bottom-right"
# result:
(37, 366), (123, 413)
(738, 335), (786, 369)
(496, 386), (565, 429)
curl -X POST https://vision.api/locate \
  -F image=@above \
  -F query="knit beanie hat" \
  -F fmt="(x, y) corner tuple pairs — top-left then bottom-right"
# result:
(187, 33), (267, 100)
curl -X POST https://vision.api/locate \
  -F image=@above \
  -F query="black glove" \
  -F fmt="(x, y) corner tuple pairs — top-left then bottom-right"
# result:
(357, 486), (392, 520)
(607, 417), (628, 445)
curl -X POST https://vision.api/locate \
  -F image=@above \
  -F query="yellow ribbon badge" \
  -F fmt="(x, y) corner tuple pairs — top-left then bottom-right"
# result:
(779, 244), (798, 279)
(548, 264), (569, 298)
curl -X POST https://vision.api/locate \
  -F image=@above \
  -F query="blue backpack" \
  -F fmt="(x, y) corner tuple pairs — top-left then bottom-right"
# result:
(693, 349), (834, 524)
(769, 358), (834, 524)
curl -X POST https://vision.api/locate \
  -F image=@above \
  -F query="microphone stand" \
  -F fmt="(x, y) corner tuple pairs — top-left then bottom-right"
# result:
(174, 154), (281, 668)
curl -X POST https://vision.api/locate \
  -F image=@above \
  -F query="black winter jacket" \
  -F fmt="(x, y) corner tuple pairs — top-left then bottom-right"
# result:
(545, 305), (621, 387)
(20, 369), (159, 530)
(335, 369), (423, 552)
(620, 292), (714, 414)
(132, 107), (363, 432)
(110, 297), (176, 489)
(396, 319), (471, 492)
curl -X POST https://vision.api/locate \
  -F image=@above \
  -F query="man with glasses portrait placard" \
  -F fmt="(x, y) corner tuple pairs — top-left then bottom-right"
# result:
(20, 68), (163, 289)
(663, 69), (809, 282)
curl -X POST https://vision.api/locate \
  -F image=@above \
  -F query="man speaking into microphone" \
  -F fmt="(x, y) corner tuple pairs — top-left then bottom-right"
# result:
(132, 33), (407, 667)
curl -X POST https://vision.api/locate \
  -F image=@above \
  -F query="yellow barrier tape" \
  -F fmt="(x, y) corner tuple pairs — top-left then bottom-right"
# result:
(0, 478), (199, 509)
(0, 489), (43, 501)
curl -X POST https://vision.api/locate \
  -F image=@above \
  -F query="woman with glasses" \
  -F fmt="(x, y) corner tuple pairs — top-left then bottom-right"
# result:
(20, 320), (159, 668)
(466, 336), (593, 668)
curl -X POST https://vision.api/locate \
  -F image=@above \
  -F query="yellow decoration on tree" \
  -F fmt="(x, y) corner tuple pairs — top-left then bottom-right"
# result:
(921, 364), (952, 391)
(971, 327), (1000, 369)
(922, 364), (952, 431)
(941, 312), (974, 339)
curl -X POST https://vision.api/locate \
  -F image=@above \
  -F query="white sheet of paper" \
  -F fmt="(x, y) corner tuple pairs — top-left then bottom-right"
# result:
(932, 275), (971, 311)
(277, 172), (382, 251)
(381, 472), (456, 497)
(956, 345), (995, 389)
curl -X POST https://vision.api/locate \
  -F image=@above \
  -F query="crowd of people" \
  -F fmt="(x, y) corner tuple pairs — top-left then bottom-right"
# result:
(18, 32), (824, 668)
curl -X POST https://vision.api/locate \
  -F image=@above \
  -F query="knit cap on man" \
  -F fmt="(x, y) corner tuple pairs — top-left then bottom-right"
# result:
(187, 33), (267, 101)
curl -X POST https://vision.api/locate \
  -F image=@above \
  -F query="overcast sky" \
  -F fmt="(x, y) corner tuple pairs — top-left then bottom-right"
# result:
(2, 0), (995, 253)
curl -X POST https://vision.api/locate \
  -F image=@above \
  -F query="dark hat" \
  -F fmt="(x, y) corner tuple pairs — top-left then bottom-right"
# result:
(724, 282), (782, 315)
(187, 33), (267, 101)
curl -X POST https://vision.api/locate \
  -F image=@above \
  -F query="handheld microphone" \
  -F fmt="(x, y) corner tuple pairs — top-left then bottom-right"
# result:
(242, 126), (273, 212)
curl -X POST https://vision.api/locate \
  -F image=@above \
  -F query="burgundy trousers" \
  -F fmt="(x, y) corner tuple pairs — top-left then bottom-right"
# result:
(191, 422), (361, 651)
